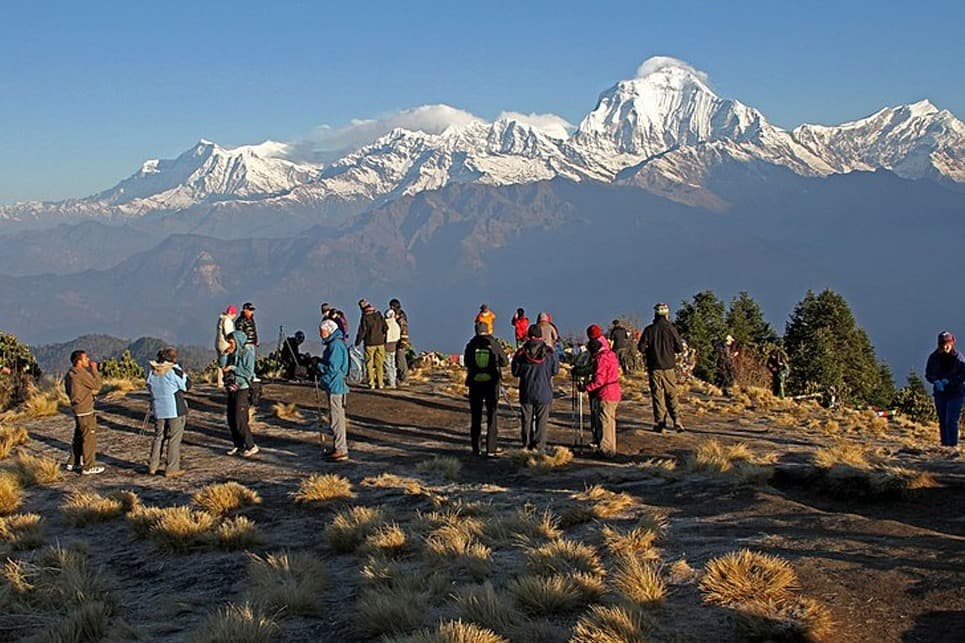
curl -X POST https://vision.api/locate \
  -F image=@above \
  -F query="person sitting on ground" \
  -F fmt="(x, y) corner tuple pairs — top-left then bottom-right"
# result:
(511, 308), (530, 349)
(512, 324), (559, 452)
(63, 350), (104, 475)
(475, 304), (496, 336)
(464, 321), (508, 457)
(638, 303), (685, 433)
(356, 299), (389, 389)
(146, 347), (190, 477)
(222, 331), (259, 458)
(318, 320), (350, 462)
(384, 309), (401, 389)
(281, 330), (310, 380)
(925, 331), (965, 449)
(537, 312), (559, 349)
(582, 325), (622, 456)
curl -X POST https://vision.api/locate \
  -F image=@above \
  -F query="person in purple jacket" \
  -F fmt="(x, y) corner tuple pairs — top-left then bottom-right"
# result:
(925, 331), (965, 448)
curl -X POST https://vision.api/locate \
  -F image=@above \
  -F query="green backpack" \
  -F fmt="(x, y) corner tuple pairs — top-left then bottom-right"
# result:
(473, 348), (493, 383)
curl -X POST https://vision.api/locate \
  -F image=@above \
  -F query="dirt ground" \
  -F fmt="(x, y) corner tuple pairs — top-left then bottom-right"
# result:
(7, 368), (965, 642)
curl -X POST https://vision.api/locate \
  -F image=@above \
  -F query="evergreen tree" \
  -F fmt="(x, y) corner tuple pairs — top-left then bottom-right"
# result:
(893, 371), (937, 424)
(726, 291), (777, 349)
(675, 291), (727, 382)
(99, 350), (145, 380)
(784, 289), (892, 406)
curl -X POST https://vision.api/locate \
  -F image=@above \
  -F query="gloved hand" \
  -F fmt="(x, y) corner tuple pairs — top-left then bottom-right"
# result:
(935, 380), (945, 392)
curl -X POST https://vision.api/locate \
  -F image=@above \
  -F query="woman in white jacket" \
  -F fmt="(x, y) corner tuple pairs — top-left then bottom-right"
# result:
(384, 309), (402, 389)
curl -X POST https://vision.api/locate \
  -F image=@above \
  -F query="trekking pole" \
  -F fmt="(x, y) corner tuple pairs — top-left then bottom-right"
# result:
(138, 407), (152, 437)
(499, 384), (516, 414)
(312, 374), (327, 453)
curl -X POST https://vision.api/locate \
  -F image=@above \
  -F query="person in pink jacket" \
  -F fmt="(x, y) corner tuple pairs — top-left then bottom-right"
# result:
(581, 324), (622, 456)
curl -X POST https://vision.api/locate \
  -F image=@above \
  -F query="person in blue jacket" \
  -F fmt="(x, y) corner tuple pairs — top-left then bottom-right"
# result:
(925, 331), (965, 448)
(222, 330), (259, 457)
(318, 319), (350, 462)
(146, 347), (190, 476)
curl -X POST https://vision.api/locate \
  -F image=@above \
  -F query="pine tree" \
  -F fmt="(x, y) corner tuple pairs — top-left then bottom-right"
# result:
(784, 289), (892, 406)
(675, 291), (727, 382)
(726, 291), (777, 349)
(894, 371), (937, 424)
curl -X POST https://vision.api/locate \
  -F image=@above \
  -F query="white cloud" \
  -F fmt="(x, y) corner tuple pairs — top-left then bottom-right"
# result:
(289, 104), (481, 161)
(635, 56), (710, 84)
(497, 111), (574, 139)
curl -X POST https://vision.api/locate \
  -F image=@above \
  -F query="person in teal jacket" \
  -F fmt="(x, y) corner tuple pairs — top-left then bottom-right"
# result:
(222, 330), (259, 457)
(318, 320), (350, 461)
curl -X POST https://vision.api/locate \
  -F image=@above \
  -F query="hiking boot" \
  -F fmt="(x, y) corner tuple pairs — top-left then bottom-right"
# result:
(652, 424), (666, 434)
(147, 466), (158, 476)
(327, 450), (349, 462)
(164, 469), (185, 478)
(673, 423), (686, 433)
(226, 447), (240, 456)
(485, 451), (499, 459)
(241, 445), (260, 458)
(81, 465), (105, 475)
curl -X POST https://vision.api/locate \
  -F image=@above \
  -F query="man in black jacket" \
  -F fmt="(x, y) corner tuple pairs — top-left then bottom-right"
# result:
(235, 302), (259, 348)
(638, 303), (685, 433)
(512, 324), (560, 452)
(355, 299), (389, 389)
(464, 321), (508, 457)
(608, 319), (632, 372)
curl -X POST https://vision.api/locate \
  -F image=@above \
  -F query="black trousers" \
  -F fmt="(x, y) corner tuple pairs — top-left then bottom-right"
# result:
(469, 383), (498, 454)
(227, 389), (254, 450)
(520, 401), (551, 451)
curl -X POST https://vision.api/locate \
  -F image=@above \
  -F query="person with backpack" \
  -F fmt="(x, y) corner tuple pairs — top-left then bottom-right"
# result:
(146, 347), (190, 477)
(355, 299), (389, 389)
(389, 298), (409, 384)
(512, 324), (559, 452)
(582, 325), (622, 456)
(511, 308), (530, 349)
(384, 309), (402, 389)
(214, 305), (236, 387)
(464, 321), (508, 457)
(319, 320), (350, 461)
(925, 331), (965, 448)
(222, 331), (259, 458)
(638, 303), (685, 433)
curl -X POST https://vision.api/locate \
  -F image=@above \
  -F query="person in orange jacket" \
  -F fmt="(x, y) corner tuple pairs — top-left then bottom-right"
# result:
(475, 304), (496, 336)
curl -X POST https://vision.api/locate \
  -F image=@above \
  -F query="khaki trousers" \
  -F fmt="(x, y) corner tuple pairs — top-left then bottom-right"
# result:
(649, 368), (679, 426)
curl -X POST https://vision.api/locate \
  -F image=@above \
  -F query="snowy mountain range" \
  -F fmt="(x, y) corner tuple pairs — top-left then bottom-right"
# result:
(2, 57), (962, 229)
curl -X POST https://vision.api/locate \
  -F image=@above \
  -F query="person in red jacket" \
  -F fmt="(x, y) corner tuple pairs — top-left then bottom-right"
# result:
(581, 324), (622, 457)
(511, 308), (530, 348)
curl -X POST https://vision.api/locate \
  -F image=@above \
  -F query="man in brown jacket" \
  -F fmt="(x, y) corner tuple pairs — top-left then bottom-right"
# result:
(63, 350), (104, 474)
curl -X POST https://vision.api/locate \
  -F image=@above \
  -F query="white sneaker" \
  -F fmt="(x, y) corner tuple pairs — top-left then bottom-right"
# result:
(241, 445), (260, 458)
(226, 447), (239, 456)
(81, 466), (105, 475)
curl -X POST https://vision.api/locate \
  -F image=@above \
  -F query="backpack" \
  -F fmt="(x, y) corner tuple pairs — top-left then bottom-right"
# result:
(473, 347), (494, 383)
(348, 344), (364, 384)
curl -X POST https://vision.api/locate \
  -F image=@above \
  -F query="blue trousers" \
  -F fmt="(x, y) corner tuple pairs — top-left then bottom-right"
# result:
(934, 392), (963, 447)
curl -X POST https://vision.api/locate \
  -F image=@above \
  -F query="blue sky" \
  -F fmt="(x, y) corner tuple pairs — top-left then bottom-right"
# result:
(1, 0), (963, 203)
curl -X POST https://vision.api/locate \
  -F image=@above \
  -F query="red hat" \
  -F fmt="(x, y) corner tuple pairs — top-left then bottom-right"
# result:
(226, 305), (238, 315)
(586, 324), (604, 339)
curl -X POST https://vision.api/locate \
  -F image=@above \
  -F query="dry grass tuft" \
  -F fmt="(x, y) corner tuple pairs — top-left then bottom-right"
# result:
(813, 441), (869, 469)
(562, 485), (636, 525)
(735, 595), (833, 642)
(20, 388), (62, 418)
(415, 455), (462, 481)
(571, 603), (654, 643)
(453, 582), (525, 637)
(193, 481), (262, 515)
(362, 522), (410, 558)
(668, 558), (698, 585)
(190, 602), (279, 643)
(700, 549), (798, 606)
(818, 463), (940, 499)
(148, 506), (218, 552)
(9, 450), (62, 485)
(292, 473), (356, 504)
(686, 439), (774, 484)
(527, 539), (605, 578)
(99, 377), (137, 398)
(484, 506), (561, 546)
(506, 446), (574, 472)
(0, 513), (44, 550)
(0, 425), (29, 459)
(384, 619), (508, 643)
(127, 505), (167, 538)
(613, 554), (666, 605)
(217, 515), (264, 550)
(61, 490), (140, 527)
(248, 551), (327, 617)
(0, 471), (23, 515)
(600, 512), (667, 557)
(361, 472), (431, 498)
(355, 583), (428, 638)
(327, 505), (389, 553)
(425, 525), (493, 580)
(272, 401), (304, 421)
(0, 544), (113, 642)
(507, 572), (605, 615)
